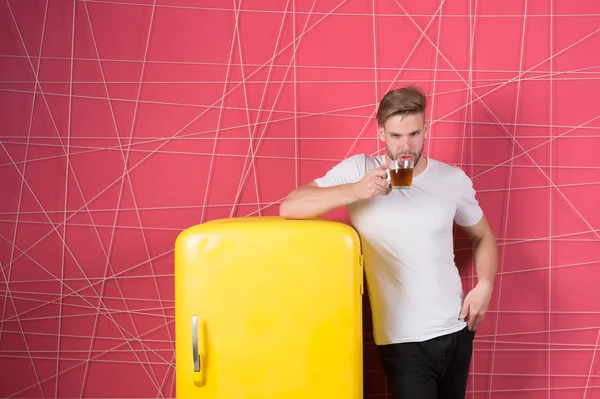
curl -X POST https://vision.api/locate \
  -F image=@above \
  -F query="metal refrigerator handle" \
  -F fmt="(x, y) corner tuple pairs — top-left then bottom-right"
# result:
(192, 315), (200, 372)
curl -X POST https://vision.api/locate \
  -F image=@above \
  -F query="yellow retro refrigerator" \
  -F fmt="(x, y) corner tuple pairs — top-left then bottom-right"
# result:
(174, 216), (364, 398)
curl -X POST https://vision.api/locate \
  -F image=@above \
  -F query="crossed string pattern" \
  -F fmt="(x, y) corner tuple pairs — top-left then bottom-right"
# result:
(1, 0), (600, 398)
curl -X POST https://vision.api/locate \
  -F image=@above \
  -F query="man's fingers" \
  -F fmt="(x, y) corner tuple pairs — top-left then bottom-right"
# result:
(371, 167), (388, 179)
(459, 300), (469, 321)
(373, 179), (391, 192)
(373, 178), (390, 187)
(466, 308), (486, 331)
(468, 311), (478, 331)
(376, 186), (392, 195)
(473, 311), (486, 330)
(472, 315), (483, 331)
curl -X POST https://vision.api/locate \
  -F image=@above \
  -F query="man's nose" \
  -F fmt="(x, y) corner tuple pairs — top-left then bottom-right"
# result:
(399, 137), (410, 151)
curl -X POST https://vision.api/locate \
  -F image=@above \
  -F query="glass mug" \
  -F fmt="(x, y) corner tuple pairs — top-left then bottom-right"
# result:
(387, 159), (414, 189)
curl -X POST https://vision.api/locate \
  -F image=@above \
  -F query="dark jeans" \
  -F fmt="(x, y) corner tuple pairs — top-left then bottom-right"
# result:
(376, 326), (475, 399)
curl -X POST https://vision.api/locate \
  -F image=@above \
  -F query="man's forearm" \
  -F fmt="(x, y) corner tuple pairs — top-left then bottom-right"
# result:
(472, 233), (498, 289)
(279, 183), (359, 219)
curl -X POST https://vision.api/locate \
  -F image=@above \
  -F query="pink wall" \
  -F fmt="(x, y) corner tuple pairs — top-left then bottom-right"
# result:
(2, 0), (600, 398)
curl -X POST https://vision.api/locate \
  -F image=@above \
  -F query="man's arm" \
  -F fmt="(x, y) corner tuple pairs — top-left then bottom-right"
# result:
(458, 214), (498, 330)
(279, 160), (392, 219)
(463, 214), (497, 289)
(279, 181), (361, 219)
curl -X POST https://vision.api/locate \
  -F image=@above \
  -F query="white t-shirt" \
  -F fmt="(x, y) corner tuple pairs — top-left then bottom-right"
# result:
(313, 154), (483, 345)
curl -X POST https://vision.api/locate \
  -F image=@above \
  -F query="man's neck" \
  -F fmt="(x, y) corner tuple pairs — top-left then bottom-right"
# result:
(413, 156), (428, 177)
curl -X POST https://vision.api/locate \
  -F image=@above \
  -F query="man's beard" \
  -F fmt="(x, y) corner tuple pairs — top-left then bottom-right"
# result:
(387, 145), (423, 166)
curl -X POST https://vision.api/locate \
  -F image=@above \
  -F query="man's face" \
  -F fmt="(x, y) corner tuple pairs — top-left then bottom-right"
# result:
(378, 112), (427, 165)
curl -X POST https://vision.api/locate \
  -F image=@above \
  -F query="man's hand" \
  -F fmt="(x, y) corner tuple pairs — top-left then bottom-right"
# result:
(459, 282), (493, 331)
(352, 160), (392, 200)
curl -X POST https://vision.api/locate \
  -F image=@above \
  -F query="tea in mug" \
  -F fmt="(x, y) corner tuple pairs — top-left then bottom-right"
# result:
(390, 168), (413, 187)
(388, 159), (414, 189)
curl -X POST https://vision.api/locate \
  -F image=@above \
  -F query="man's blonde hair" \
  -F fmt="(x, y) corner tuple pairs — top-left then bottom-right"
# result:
(376, 86), (427, 126)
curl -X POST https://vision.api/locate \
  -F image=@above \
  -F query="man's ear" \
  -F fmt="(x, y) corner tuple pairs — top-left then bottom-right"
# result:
(378, 125), (385, 141)
(424, 121), (429, 138)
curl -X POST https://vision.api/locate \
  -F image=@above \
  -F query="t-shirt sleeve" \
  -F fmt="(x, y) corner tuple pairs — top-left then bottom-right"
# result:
(313, 154), (365, 188)
(454, 167), (484, 227)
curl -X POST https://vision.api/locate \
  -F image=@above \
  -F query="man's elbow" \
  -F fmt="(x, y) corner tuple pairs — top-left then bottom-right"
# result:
(278, 186), (303, 218)
(278, 200), (293, 219)
(279, 197), (300, 219)
(280, 204), (308, 220)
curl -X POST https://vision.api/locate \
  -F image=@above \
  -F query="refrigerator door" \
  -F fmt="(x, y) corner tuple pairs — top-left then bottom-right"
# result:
(175, 216), (363, 398)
